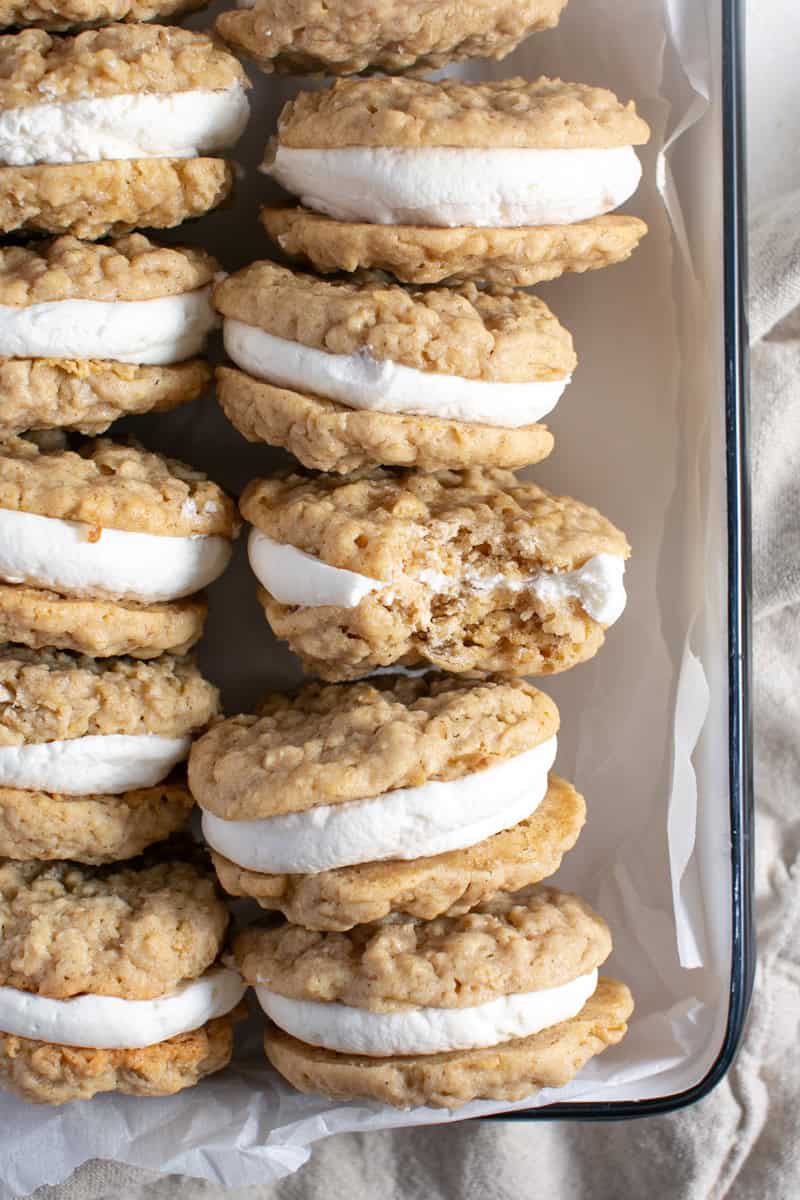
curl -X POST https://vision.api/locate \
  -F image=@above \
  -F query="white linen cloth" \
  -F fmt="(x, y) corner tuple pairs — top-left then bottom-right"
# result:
(29, 2), (799, 1196)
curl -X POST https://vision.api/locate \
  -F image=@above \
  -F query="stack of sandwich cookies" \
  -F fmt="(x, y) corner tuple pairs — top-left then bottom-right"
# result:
(217, 0), (568, 76)
(0, 857), (246, 1103)
(0, 26), (250, 238)
(0, 235), (218, 439)
(190, 674), (587, 930)
(0, 648), (218, 862)
(0, 436), (237, 658)
(215, 262), (574, 472)
(240, 466), (630, 681)
(0, 0), (207, 30)
(261, 76), (649, 287)
(235, 886), (633, 1110)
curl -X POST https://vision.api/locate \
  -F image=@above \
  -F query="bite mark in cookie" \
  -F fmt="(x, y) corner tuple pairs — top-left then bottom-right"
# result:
(240, 467), (629, 680)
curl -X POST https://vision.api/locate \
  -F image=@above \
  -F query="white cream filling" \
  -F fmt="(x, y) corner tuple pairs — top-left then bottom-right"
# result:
(267, 144), (643, 228)
(248, 529), (627, 626)
(201, 736), (557, 874)
(0, 509), (232, 603)
(0, 84), (250, 167)
(256, 969), (598, 1056)
(0, 288), (217, 365)
(224, 321), (569, 429)
(0, 733), (191, 795)
(0, 967), (246, 1049)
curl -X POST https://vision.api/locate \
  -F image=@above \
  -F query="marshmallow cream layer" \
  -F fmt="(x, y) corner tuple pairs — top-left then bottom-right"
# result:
(0, 967), (246, 1049)
(248, 529), (627, 626)
(0, 509), (232, 604)
(0, 733), (192, 795)
(267, 145), (642, 228)
(224, 321), (569, 429)
(0, 84), (250, 167)
(201, 735), (557, 874)
(0, 288), (216, 365)
(257, 969), (598, 1056)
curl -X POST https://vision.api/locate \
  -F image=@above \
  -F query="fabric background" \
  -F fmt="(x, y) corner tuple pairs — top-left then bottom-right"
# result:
(31, 3), (798, 1196)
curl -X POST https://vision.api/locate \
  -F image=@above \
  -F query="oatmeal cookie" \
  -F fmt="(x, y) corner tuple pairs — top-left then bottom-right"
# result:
(217, 0), (567, 76)
(0, 157), (234, 239)
(0, 358), (210, 438)
(0, 648), (219, 745)
(0, 776), (194, 862)
(190, 674), (558, 820)
(0, 26), (245, 109)
(0, 1010), (241, 1104)
(240, 467), (629, 680)
(0, 0), (206, 32)
(0, 585), (207, 659)
(217, 366), (554, 473)
(261, 207), (649, 287)
(264, 976), (632, 1109)
(0, 235), (217, 305)
(236, 885), (611, 1011)
(212, 774), (585, 929)
(215, 264), (575, 382)
(0, 436), (237, 538)
(0, 857), (227, 999)
(273, 76), (650, 151)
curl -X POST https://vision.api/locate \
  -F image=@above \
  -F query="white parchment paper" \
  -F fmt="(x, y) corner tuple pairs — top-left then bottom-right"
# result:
(0, 0), (735, 1191)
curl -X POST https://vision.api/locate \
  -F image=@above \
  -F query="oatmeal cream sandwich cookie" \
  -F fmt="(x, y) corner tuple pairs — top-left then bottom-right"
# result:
(217, 0), (567, 77)
(235, 886), (633, 1110)
(0, 26), (250, 238)
(0, 857), (246, 1103)
(262, 76), (649, 286)
(0, 235), (218, 439)
(240, 466), (630, 681)
(215, 263), (574, 472)
(0, 436), (238, 659)
(0, 0), (206, 32)
(190, 674), (586, 930)
(0, 647), (219, 861)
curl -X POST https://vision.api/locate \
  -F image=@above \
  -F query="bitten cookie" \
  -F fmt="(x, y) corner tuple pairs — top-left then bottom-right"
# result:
(215, 263), (573, 472)
(0, 0), (205, 31)
(235, 886), (632, 1110)
(0, 858), (246, 1103)
(190, 674), (585, 929)
(240, 467), (630, 681)
(0, 436), (238, 658)
(0, 235), (217, 438)
(263, 76), (649, 284)
(217, 0), (567, 76)
(0, 26), (250, 238)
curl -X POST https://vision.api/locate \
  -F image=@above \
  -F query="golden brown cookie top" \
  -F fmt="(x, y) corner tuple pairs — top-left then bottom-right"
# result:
(0, 857), (227, 998)
(217, 0), (567, 77)
(0, 0), (205, 34)
(274, 76), (650, 150)
(0, 235), (218, 305)
(236, 884), (611, 1011)
(240, 466), (629, 583)
(0, 648), (219, 745)
(0, 437), (238, 537)
(0, 25), (248, 110)
(215, 263), (575, 383)
(189, 674), (558, 819)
